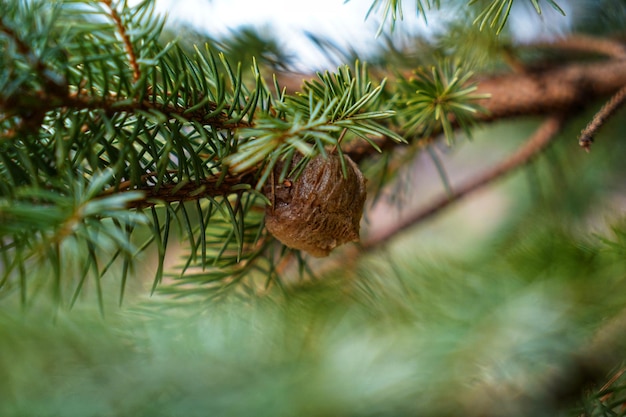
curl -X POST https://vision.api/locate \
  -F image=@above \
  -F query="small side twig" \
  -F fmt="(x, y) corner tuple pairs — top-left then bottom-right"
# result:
(363, 115), (566, 249)
(579, 83), (626, 152)
(101, 0), (140, 83)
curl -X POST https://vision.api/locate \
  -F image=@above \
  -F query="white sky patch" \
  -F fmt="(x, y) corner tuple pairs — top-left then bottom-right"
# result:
(509, 0), (576, 44)
(144, 0), (440, 70)
(137, 0), (578, 69)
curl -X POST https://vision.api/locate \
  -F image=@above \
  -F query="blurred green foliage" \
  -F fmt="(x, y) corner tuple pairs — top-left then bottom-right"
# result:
(2, 113), (625, 416)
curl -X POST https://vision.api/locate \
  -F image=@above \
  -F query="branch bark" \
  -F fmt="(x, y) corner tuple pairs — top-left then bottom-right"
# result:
(473, 59), (626, 121)
(533, 35), (626, 59)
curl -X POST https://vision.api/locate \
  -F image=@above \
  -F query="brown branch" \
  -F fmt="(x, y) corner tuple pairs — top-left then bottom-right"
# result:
(4, 88), (245, 136)
(473, 59), (626, 122)
(533, 35), (626, 59)
(362, 115), (566, 249)
(101, 0), (140, 83)
(61, 93), (251, 129)
(579, 82), (626, 151)
(1, 90), (249, 141)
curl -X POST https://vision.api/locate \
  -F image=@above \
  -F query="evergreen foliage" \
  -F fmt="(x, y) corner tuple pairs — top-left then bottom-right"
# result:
(1, 0), (626, 415)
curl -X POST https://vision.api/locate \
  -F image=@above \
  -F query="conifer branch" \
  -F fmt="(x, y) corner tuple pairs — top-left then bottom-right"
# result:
(3, 2), (626, 414)
(94, 57), (626, 210)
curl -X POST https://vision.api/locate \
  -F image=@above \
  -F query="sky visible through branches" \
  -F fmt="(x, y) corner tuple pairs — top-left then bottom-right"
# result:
(142, 0), (578, 70)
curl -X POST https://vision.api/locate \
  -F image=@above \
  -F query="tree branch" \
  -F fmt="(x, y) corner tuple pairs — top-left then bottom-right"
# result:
(533, 35), (626, 59)
(61, 93), (252, 130)
(579, 82), (626, 151)
(473, 59), (626, 121)
(2, 43), (613, 210)
(361, 115), (566, 249)
(112, 57), (625, 209)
